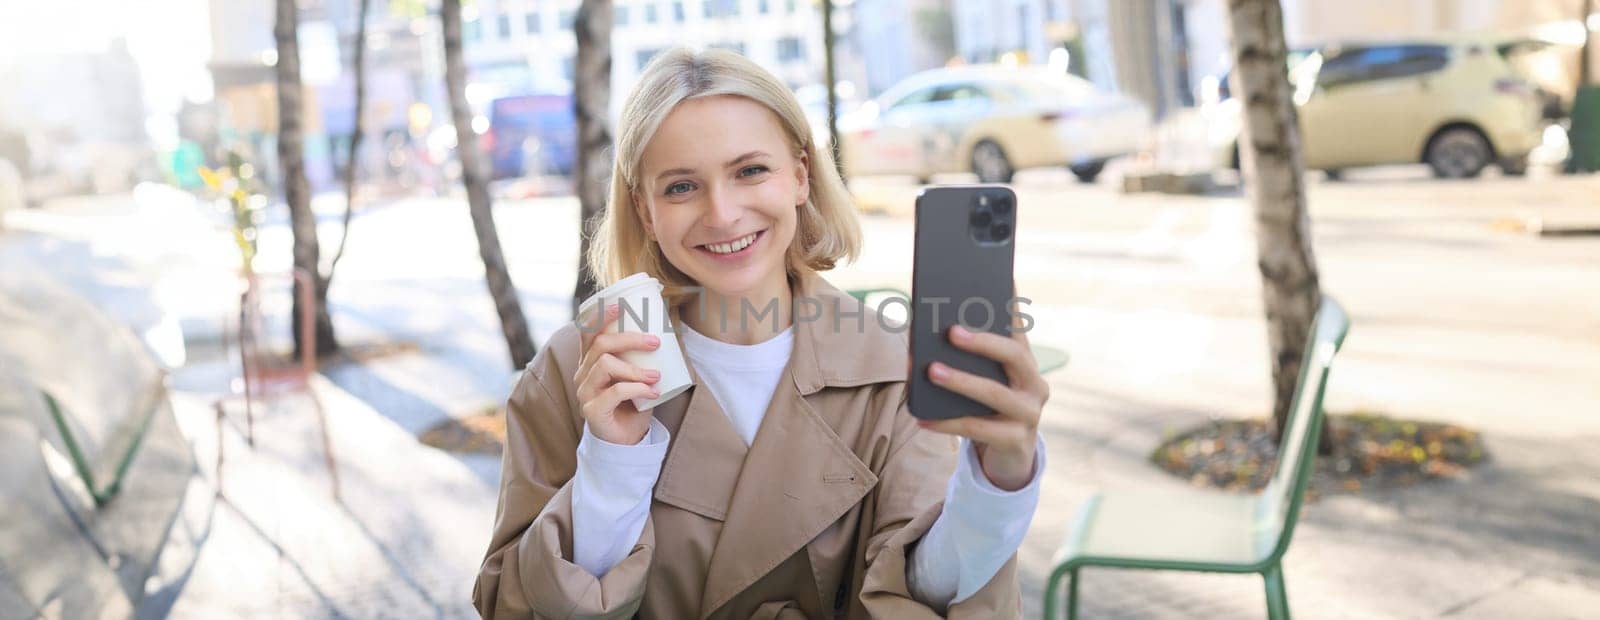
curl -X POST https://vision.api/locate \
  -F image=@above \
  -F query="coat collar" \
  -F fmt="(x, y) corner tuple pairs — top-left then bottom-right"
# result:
(786, 270), (908, 394)
(649, 271), (903, 617)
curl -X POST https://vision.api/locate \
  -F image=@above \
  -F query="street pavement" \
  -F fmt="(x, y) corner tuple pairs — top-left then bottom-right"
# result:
(3, 164), (1597, 618)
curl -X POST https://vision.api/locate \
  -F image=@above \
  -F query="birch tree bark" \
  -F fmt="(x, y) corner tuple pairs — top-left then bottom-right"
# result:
(1227, 0), (1323, 444)
(442, 0), (538, 368)
(275, 0), (340, 358)
(570, 0), (613, 316)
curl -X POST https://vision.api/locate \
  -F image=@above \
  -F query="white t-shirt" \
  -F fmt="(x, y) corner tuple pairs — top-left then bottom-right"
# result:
(678, 321), (794, 445)
(568, 321), (1045, 608)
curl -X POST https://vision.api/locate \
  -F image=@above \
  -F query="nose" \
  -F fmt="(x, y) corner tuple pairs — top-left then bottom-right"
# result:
(702, 182), (742, 229)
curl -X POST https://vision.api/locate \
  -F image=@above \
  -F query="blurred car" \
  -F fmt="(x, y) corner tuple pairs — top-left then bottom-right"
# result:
(795, 82), (863, 152)
(1205, 35), (1550, 179)
(486, 94), (577, 180)
(839, 66), (1151, 184)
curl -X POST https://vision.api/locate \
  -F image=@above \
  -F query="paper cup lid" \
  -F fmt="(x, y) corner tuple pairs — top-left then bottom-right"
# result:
(577, 272), (662, 317)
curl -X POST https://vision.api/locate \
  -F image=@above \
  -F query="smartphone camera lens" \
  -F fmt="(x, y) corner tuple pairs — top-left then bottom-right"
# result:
(992, 195), (1014, 215)
(970, 208), (992, 229)
(990, 222), (1012, 241)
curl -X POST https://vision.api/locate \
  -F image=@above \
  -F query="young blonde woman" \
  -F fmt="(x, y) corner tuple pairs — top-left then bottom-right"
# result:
(473, 48), (1050, 619)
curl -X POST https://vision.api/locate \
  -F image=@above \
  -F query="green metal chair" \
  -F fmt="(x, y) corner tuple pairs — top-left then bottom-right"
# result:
(844, 287), (1070, 374)
(1043, 297), (1350, 620)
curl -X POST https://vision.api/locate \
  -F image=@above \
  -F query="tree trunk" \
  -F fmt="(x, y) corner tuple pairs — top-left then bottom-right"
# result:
(441, 0), (538, 369)
(327, 0), (371, 284)
(820, 0), (845, 182)
(570, 0), (613, 317)
(275, 0), (339, 359)
(1225, 0), (1325, 449)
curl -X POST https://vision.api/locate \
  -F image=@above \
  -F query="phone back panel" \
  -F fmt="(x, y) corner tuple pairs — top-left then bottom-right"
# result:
(908, 185), (1017, 420)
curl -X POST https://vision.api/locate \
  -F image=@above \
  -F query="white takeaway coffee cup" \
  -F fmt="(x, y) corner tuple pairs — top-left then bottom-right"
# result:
(576, 272), (693, 411)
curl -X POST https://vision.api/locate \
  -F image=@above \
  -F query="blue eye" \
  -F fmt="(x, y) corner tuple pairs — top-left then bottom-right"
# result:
(739, 165), (770, 178)
(665, 181), (694, 195)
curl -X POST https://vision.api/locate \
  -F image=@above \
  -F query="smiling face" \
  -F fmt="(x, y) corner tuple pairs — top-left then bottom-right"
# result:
(634, 95), (810, 303)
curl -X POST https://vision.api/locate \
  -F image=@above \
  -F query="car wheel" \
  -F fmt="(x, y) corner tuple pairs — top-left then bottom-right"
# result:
(1069, 161), (1105, 183)
(1425, 127), (1492, 179)
(970, 140), (1013, 184)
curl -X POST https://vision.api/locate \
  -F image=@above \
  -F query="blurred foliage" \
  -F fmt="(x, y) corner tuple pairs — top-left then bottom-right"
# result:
(198, 150), (266, 275)
(1151, 411), (1487, 498)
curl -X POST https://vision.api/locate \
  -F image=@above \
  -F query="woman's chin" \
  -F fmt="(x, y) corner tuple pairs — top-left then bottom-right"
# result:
(688, 259), (782, 300)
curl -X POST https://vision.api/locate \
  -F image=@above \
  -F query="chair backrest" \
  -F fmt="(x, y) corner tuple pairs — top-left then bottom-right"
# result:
(1253, 297), (1350, 564)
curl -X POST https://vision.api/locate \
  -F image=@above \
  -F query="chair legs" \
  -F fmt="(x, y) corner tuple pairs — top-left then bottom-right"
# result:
(1043, 566), (1081, 620)
(1066, 567), (1080, 620)
(1263, 563), (1290, 620)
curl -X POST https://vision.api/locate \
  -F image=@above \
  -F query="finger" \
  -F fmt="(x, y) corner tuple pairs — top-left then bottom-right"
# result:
(927, 361), (1039, 425)
(578, 303), (621, 354)
(579, 353), (660, 401)
(949, 324), (1039, 381)
(576, 331), (660, 387)
(582, 381), (661, 419)
(592, 331), (662, 357)
(917, 414), (1033, 447)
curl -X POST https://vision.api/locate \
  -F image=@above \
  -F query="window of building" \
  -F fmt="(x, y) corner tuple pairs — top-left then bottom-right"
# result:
(496, 14), (512, 38)
(645, 2), (659, 24)
(464, 18), (483, 43)
(704, 0), (738, 19)
(758, 0), (770, 14)
(560, 9), (575, 29)
(777, 36), (803, 62)
(616, 4), (630, 26)
(785, 0), (796, 14)
(672, 1), (685, 22)
(563, 56), (575, 81)
(525, 11), (541, 34)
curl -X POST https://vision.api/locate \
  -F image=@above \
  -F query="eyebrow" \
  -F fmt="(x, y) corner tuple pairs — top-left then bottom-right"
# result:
(653, 151), (772, 183)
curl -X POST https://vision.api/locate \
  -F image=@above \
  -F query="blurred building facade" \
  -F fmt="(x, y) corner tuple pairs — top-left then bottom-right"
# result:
(0, 36), (150, 195)
(465, 0), (832, 117)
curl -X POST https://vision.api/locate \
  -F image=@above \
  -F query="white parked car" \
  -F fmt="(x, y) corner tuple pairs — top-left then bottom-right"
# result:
(838, 66), (1151, 183)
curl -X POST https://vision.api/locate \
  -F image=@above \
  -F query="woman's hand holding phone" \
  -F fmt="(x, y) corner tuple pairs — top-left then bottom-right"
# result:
(915, 304), (1049, 492)
(575, 304), (663, 445)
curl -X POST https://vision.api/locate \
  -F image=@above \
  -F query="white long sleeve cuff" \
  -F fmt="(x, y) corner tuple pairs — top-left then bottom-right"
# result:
(570, 417), (671, 577)
(907, 435), (1046, 608)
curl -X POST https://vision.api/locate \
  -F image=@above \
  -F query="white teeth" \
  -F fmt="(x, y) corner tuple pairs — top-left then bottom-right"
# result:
(704, 232), (757, 255)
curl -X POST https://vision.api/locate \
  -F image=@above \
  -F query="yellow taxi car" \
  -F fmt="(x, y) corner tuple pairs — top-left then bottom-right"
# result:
(1208, 36), (1549, 178)
(839, 66), (1151, 184)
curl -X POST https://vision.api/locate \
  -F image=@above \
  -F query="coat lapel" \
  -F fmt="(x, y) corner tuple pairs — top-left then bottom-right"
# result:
(695, 273), (898, 618)
(696, 368), (877, 617)
(653, 320), (749, 522)
(649, 272), (908, 618)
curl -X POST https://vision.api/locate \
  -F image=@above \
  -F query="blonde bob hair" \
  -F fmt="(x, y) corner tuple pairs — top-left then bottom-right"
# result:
(586, 47), (861, 304)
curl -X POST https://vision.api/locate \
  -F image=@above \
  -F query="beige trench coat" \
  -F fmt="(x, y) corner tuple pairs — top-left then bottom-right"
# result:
(472, 272), (1022, 619)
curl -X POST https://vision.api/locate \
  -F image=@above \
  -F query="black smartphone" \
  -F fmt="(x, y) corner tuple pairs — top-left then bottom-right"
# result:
(908, 185), (1017, 421)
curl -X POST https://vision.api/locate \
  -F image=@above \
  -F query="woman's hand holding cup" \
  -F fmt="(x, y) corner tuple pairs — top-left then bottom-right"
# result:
(575, 304), (663, 445)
